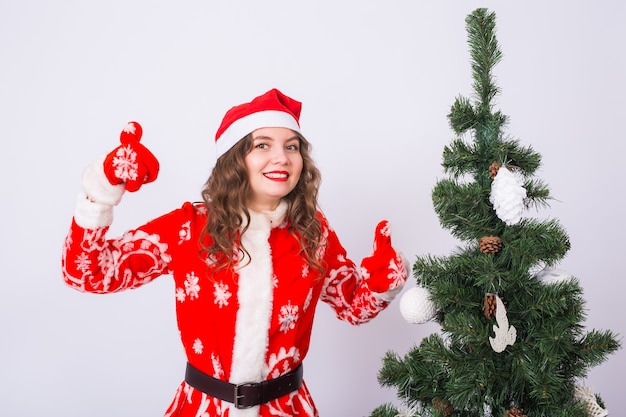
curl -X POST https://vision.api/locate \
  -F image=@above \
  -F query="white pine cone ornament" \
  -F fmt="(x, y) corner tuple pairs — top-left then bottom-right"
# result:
(489, 165), (527, 225)
(400, 286), (437, 324)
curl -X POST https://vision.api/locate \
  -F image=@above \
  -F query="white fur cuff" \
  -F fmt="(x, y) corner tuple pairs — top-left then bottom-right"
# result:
(374, 283), (404, 303)
(74, 192), (114, 229)
(81, 155), (125, 206)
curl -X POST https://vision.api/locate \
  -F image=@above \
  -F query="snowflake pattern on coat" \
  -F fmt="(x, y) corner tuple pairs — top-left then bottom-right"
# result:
(178, 221), (191, 245)
(192, 338), (204, 355)
(62, 201), (406, 417)
(213, 281), (232, 308)
(278, 301), (299, 333)
(184, 272), (200, 300)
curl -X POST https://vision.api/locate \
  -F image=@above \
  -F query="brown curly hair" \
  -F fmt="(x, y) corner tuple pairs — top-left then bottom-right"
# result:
(199, 131), (325, 275)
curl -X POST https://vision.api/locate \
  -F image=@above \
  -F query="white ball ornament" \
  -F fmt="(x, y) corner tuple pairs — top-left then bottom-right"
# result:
(399, 286), (437, 324)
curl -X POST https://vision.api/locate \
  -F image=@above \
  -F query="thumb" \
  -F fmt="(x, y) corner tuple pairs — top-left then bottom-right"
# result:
(372, 220), (392, 253)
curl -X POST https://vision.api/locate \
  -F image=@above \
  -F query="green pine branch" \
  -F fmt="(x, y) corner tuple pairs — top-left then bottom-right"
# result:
(467, 8), (503, 118)
(576, 330), (622, 367)
(449, 8), (506, 135)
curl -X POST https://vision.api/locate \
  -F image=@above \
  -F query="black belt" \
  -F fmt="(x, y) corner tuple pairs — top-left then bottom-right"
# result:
(184, 362), (303, 409)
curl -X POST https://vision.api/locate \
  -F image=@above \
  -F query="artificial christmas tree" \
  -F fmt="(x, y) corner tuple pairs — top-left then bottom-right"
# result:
(371, 8), (620, 417)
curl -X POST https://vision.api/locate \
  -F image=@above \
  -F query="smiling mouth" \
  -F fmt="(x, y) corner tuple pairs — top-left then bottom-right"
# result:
(264, 172), (289, 181)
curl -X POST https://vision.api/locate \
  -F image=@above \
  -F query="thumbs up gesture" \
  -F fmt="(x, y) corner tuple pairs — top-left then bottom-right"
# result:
(361, 220), (407, 294)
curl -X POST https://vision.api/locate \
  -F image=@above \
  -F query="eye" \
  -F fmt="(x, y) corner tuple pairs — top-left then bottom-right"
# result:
(254, 142), (269, 149)
(285, 139), (300, 152)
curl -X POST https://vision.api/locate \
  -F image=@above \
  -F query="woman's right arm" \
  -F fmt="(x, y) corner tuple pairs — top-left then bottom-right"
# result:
(61, 121), (166, 293)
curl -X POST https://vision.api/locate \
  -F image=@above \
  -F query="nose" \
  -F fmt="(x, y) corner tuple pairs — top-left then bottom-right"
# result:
(270, 147), (289, 164)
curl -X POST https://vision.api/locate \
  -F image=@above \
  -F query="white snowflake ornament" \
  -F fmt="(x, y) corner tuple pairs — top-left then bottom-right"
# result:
(489, 165), (527, 225)
(399, 286), (437, 324)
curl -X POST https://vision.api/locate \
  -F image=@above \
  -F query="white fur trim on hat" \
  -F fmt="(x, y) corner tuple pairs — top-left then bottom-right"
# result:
(216, 110), (300, 159)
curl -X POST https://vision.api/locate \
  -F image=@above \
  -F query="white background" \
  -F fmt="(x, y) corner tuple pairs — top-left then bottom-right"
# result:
(1, 1), (624, 416)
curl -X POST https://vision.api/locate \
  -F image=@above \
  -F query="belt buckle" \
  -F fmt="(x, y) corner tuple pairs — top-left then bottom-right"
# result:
(234, 382), (257, 409)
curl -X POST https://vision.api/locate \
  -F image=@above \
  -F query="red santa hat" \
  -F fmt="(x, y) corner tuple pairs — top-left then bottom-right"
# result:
(215, 88), (302, 159)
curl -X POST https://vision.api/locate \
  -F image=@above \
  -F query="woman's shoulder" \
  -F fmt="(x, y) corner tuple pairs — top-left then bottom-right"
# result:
(185, 201), (208, 214)
(144, 201), (207, 227)
(314, 209), (331, 229)
(179, 201), (209, 223)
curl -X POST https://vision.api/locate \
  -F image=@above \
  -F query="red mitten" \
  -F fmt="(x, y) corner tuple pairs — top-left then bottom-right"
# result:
(361, 220), (407, 294)
(103, 121), (160, 192)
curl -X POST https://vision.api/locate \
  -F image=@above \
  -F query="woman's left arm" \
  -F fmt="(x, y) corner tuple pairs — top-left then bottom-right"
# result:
(320, 219), (408, 325)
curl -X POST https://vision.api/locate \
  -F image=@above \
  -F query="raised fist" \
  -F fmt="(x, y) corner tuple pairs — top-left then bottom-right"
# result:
(103, 121), (159, 192)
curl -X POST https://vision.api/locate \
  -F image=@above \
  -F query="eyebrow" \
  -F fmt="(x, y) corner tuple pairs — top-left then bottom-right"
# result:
(252, 135), (300, 142)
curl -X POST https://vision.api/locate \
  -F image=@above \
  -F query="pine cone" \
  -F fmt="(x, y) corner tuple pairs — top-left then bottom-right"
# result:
(506, 407), (527, 417)
(480, 235), (503, 254)
(484, 293), (507, 319)
(432, 398), (454, 416)
(489, 165), (527, 226)
(484, 293), (497, 318)
(489, 161), (501, 179)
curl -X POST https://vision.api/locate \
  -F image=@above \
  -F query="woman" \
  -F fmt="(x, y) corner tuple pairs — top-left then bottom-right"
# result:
(61, 88), (407, 416)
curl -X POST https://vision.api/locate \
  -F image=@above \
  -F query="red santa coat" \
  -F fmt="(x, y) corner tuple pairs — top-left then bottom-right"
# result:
(62, 197), (406, 417)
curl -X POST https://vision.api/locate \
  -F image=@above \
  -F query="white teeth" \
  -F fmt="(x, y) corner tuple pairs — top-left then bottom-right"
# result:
(265, 173), (288, 179)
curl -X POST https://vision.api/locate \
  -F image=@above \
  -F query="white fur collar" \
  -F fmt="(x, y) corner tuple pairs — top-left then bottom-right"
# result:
(243, 200), (288, 232)
(229, 199), (288, 397)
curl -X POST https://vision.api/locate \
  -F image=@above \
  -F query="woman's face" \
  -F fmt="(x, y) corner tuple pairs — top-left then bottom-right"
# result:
(244, 127), (303, 211)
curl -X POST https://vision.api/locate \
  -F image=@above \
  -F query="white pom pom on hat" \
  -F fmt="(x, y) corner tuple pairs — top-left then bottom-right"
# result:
(214, 88), (302, 159)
